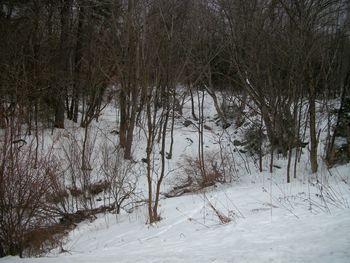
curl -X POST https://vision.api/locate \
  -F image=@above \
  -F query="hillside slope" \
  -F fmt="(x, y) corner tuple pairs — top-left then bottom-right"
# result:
(1, 95), (350, 263)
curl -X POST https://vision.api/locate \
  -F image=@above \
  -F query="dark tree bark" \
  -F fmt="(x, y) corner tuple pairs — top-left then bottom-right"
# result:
(70, 1), (86, 123)
(55, 0), (73, 129)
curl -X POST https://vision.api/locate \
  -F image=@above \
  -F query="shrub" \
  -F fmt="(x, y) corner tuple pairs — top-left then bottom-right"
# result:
(182, 152), (224, 189)
(0, 124), (61, 257)
(100, 144), (139, 214)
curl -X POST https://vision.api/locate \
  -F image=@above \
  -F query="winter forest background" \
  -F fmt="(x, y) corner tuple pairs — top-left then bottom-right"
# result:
(1, 0), (350, 262)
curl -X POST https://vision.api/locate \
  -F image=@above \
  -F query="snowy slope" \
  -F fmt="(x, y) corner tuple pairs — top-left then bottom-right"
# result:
(2, 176), (350, 263)
(1, 94), (350, 263)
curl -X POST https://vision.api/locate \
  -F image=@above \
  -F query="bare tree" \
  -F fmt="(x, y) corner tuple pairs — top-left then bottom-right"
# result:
(217, 0), (345, 176)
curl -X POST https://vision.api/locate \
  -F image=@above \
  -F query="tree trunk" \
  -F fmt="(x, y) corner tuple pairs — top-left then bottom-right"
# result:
(54, 98), (65, 129)
(55, 0), (73, 129)
(204, 68), (227, 126)
(189, 87), (198, 121)
(347, 123), (350, 160)
(0, 241), (4, 257)
(71, 2), (85, 123)
(153, 106), (169, 222)
(167, 90), (176, 159)
(309, 81), (318, 173)
(124, 107), (136, 160)
(146, 91), (156, 223)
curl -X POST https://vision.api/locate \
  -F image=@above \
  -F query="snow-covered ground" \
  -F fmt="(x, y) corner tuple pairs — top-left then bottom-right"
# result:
(2, 174), (350, 263)
(1, 94), (350, 263)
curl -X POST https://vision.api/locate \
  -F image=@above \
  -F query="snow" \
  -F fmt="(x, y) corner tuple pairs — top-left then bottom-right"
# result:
(2, 179), (350, 263)
(1, 93), (350, 263)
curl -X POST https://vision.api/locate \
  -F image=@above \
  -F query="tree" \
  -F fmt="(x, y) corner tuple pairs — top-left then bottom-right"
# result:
(218, 0), (345, 176)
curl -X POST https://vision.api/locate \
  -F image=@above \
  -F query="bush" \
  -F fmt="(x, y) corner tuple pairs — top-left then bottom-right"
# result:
(0, 125), (61, 257)
(165, 152), (227, 198)
(182, 152), (224, 189)
(100, 144), (139, 214)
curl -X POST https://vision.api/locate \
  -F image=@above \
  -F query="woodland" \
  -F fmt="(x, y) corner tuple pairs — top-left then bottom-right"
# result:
(0, 0), (350, 259)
